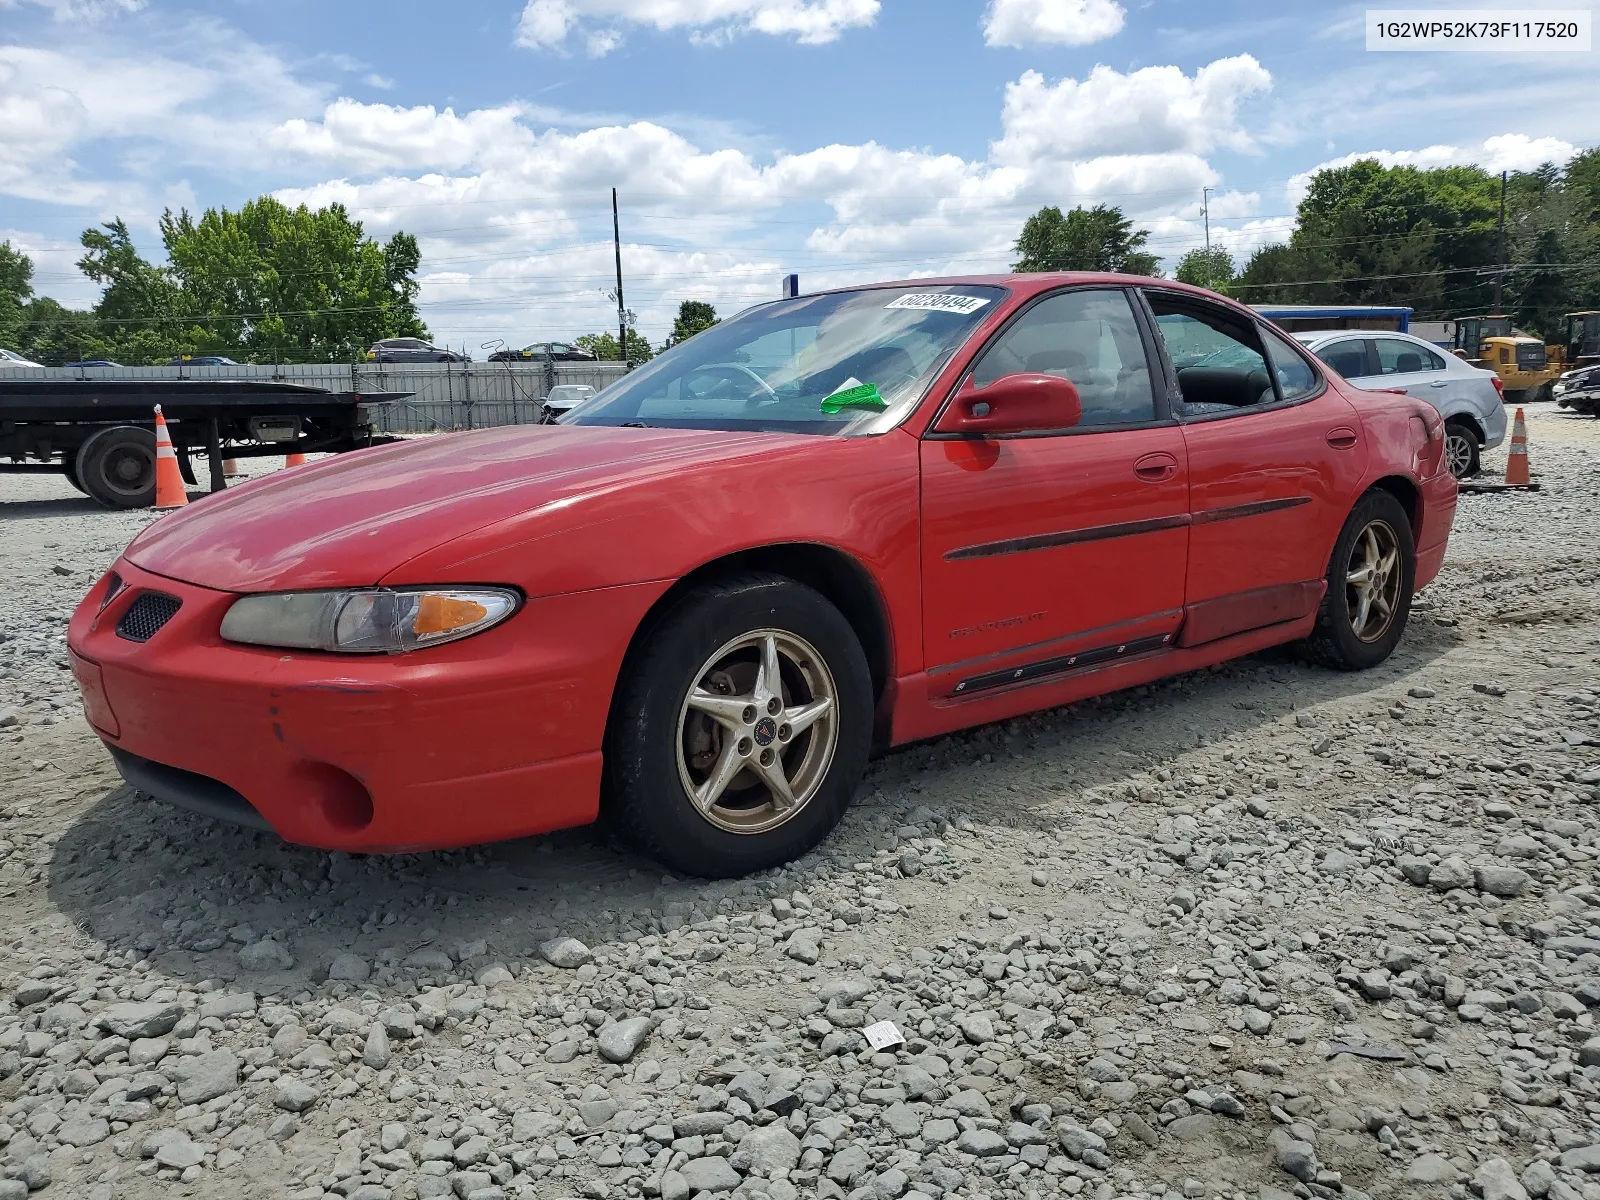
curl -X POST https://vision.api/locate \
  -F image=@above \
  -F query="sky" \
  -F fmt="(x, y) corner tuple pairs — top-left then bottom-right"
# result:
(1, 0), (1596, 352)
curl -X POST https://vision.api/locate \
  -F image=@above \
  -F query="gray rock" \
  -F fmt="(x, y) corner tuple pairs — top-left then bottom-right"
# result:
(679, 1155), (742, 1192)
(198, 992), (255, 1020)
(660, 1172), (689, 1200)
(785, 928), (823, 965)
(512, 1110), (562, 1142)
(673, 1111), (733, 1137)
(96, 1000), (183, 1039)
(1397, 855), (1433, 885)
(957, 1128), (1010, 1156)
(881, 1102), (923, 1138)
(921, 1118), (958, 1143)
(1406, 1153), (1460, 1183)
(827, 1144), (873, 1184)
(238, 937), (294, 971)
(169, 1049), (238, 1103)
(1272, 1134), (1319, 1182)
(738, 1123), (802, 1172)
(957, 1012), (994, 1043)
(1560, 1145), (1600, 1172)
(1475, 865), (1531, 898)
(597, 1016), (652, 1064)
(55, 1115), (110, 1146)
(328, 953), (371, 982)
(363, 1022), (391, 1070)
(1523, 1160), (1556, 1199)
(275, 1077), (318, 1112)
(1473, 1157), (1529, 1200)
(152, 1133), (205, 1170)
(538, 937), (592, 969)
(1320, 848), (1359, 875)
(1428, 856), (1473, 891)
(0, 1180), (26, 1200)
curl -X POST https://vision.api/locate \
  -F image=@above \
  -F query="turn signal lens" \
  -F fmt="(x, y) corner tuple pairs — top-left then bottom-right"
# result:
(221, 586), (519, 654)
(413, 594), (488, 636)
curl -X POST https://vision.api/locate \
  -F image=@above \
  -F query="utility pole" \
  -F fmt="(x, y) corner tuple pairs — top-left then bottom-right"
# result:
(1202, 187), (1212, 252)
(612, 187), (627, 369)
(1492, 170), (1507, 314)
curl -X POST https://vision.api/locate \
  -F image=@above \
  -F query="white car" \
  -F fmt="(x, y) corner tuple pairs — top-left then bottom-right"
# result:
(543, 383), (597, 422)
(1293, 330), (1506, 479)
(0, 348), (42, 367)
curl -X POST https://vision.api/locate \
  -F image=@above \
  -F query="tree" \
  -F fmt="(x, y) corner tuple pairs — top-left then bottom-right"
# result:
(1012, 205), (1161, 275)
(0, 240), (33, 350)
(1174, 247), (1235, 292)
(577, 328), (654, 364)
(666, 300), (718, 347)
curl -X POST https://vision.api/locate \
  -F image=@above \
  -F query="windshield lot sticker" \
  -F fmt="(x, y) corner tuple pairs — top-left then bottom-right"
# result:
(886, 293), (992, 315)
(821, 379), (887, 413)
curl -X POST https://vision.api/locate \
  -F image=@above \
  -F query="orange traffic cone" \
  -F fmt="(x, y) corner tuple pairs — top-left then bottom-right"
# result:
(152, 405), (188, 510)
(1505, 407), (1531, 486)
(284, 451), (306, 469)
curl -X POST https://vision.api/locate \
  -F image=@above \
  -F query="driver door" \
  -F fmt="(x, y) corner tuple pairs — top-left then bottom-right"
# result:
(919, 288), (1190, 692)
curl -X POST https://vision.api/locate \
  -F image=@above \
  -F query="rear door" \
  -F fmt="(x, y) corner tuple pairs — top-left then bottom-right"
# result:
(919, 287), (1190, 692)
(1143, 291), (1367, 646)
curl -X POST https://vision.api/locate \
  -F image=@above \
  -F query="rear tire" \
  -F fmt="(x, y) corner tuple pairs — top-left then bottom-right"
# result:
(604, 572), (872, 878)
(76, 425), (156, 509)
(1443, 419), (1480, 479)
(1300, 490), (1416, 671)
(62, 463), (88, 495)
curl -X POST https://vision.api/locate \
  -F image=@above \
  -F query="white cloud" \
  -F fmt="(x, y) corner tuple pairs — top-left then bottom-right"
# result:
(992, 56), (1273, 165)
(514, 0), (879, 55)
(982, 0), (1125, 48)
(1, 0), (143, 19)
(1286, 132), (1580, 204)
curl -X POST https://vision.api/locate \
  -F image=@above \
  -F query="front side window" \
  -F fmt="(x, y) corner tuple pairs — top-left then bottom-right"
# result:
(1260, 328), (1321, 400)
(1147, 296), (1273, 416)
(969, 289), (1155, 427)
(1375, 338), (1444, 374)
(566, 285), (1005, 435)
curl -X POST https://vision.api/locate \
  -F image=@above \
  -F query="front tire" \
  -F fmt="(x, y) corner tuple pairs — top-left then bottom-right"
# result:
(1300, 490), (1416, 671)
(1443, 419), (1480, 479)
(605, 572), (872, 878)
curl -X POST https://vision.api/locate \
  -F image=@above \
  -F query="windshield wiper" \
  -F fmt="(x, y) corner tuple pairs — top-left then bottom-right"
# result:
(619, 421), (651, 428)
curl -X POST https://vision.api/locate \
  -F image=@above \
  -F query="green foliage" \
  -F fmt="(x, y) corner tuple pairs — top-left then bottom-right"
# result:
(1174, 247), (1236, 292)
(5, 199), (428, 364)
(0, 240), (33, 350)
(1235, 156), (1600, 330)
(1012, 205), (1161, 276)
(577, 328), (654, 364)
(666, 300), (719, 347)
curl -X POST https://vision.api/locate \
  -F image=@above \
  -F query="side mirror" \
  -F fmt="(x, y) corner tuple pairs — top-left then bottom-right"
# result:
(935, 372), (1083, 436)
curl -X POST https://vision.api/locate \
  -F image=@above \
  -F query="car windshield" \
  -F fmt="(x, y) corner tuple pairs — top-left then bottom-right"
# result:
(564, 284), (1007, 435)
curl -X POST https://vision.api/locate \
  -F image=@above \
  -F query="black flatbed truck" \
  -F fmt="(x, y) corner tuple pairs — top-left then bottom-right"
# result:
(0, 379), (405, 508)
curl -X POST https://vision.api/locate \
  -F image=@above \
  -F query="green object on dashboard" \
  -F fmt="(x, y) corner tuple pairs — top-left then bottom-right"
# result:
(821, 382), (886, 413)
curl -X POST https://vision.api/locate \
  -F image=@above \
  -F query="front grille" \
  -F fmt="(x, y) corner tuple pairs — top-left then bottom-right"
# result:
(116, 592), (183, 642)
(1517, 344), (1547, 369)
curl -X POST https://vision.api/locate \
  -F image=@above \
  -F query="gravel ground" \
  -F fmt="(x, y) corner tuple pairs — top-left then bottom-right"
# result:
(2, 406), (1599, 1200)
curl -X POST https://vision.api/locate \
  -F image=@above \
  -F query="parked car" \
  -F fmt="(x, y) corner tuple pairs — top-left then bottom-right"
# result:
(542, 383), (597, 422)
(0, 348), (42, 366)
(65, 360), (122, 368)
(1554, 362), (1600, 416)
(489, 342), (596, 363)
(168, 356), (240, 366)
(367, 338), (468, 363)
(1293, 329), (1505, 479)
(70, 274), (1457, 878)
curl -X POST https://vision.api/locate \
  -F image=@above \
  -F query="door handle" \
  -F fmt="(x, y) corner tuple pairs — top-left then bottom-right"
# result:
(1132, 451), (1178, 482)
(1326, 426), (1359, 449)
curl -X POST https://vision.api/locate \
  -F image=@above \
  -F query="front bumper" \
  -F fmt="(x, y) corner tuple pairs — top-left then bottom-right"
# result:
(67, 559), (664, 852)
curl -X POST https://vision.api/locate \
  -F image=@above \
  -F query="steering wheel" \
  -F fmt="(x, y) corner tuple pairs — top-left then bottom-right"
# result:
(693, 363), (778, 403)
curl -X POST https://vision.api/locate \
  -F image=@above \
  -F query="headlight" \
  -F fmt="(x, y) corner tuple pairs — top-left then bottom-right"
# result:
(220, 587), (519, 653)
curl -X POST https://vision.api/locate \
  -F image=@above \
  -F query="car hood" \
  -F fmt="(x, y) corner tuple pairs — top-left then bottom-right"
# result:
(124, 425), (798, 592)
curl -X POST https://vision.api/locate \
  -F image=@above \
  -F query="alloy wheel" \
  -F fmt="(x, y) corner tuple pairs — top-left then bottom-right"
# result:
(1444, 431), (1475, 479)
(1345, 519), (1403, 643)
(675, 629), (839, 835)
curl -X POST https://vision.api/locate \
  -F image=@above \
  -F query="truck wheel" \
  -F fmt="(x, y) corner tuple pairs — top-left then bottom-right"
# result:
(605, 572), (872, 878)
(1300, 490), (1416, 672)
(1443, 419), (1480, 479)
(77, 425), (156, 509)
(62, 463), (88, 495)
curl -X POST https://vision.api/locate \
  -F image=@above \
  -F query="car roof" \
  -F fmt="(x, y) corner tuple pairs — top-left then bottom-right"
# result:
(1292, 329), (1435, 348)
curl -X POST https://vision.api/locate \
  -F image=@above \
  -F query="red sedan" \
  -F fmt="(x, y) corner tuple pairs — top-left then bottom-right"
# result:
(68, 275), (1457, 877)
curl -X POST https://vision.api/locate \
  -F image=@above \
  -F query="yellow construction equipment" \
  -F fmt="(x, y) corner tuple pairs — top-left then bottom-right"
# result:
(1558, 311), (1600, 371)
(1451, 314), (1564, 402)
